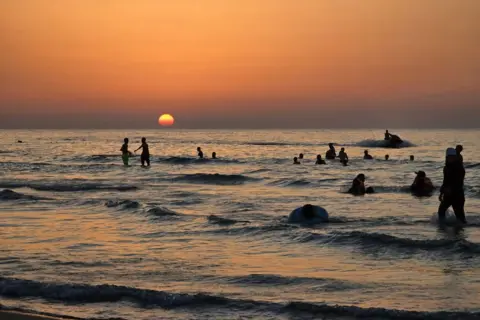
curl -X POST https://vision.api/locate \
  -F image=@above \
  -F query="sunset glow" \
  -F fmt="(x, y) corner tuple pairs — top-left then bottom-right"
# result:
(1, 0), (479, 128)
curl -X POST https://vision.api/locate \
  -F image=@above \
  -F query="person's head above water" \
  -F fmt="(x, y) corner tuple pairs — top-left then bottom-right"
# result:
(212, 152), (216, 159)
(299, 153), (304, 159)
(385, 154), (389, 160)
(415, 170), (426, 178)
(197, 147), (202, 151)
(317, 154), (322, 159)
(341, 147), (345, 152)
(302, 204), (315, 219)
(364, 150), (369, 154)
(385, 130), (389, 133)
(456, 145), (463, 154)
(410, 155), (414, 161)
(124, 138), (129, 144)
(356, 174), (366, 182)
(141, 137), (146, 143)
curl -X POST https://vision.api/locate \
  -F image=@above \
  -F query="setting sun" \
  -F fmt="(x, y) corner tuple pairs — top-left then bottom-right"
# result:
(159, 114), (175, 127)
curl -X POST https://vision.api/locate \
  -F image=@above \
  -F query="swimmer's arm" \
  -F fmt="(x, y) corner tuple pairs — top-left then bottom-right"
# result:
(135, 145), (143, 152)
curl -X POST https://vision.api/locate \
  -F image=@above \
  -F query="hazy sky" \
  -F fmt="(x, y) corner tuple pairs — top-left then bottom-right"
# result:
(1, 0), (479, 128)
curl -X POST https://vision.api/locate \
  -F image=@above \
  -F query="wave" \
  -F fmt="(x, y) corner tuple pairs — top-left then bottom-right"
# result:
(0, 182), (138, 192)
(0, 189), (47, 201)
(171, 173), (258, 185)
(301, 231), (480, 254)
(269, 178), (340, 187)
(158, 156), (240, 165)
(147, 207), (179, 217)
(105, 200), (141, 210)
(222, 274), (365, 290)
(465, 163), (480, 169)
(354, 139), (415, 148)
(1, 277), (480, 319)
(207, 215), (249, 225)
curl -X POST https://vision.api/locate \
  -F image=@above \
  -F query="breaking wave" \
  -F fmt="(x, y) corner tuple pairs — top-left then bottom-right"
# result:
(1, 277), (480, 319)
(0, 182), (137, 192)
(147, 207), (179, 217)
(207, 215), (249, 225)
(0, 189), (47, 201)
(105, 200), (141, 210)
(158, 156), (240, 164)
(171, 173), (258, 185)
(354, 139), (416, 148)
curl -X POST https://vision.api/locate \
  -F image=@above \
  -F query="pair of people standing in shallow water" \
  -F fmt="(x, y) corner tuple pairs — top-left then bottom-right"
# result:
(120, 137), (150, 167)
(197, 147), (217, 159)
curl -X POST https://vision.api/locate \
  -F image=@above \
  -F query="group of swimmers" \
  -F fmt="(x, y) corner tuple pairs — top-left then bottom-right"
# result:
(290, 144), (467, 225)
(120, 137), (150, 167)
(293, 143), (414, 166)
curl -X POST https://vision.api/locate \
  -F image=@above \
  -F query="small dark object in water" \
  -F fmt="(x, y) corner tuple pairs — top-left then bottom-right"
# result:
(17, 140), (23, 143)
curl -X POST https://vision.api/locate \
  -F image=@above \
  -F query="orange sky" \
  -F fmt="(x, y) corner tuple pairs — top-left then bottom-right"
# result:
(1, 0), (479, 127)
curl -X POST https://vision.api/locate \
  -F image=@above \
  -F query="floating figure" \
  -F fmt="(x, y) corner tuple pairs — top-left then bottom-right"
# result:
(348, 174), (374, 195)
(288, 204), (329, 224)
(363, 150), (373, 160)
(197, 147), (204, 159)
(293, 157), (301, 165)
(315, 155), (326, 165)
(120, 138), (132, 166)
(212, 152), (217, 159)
(135, 137), (150, 167)
(385, 154), (390, 161)
(338, 148), (348, 166)
(438, 148), (466, 224)
(410, 171), (434, 197)
(325, 143), (336, 160)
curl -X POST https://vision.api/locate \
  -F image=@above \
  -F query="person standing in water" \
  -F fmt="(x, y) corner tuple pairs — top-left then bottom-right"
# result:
(135, 137), (150, 167)
(363, 150), (373, 160)
(211, 152), (217, 159)
(456, 145), (464, 163)
(438, 148), (466, 224)
(197, 147), (204, 159)
(120, 138), (131, 166)
(338, 148), (348, 166)
(326, 143), (336, 160)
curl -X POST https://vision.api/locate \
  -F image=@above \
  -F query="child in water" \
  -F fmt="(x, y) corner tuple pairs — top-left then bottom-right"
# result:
(120, 138), (132, 166)
(316, 155), (326, 165)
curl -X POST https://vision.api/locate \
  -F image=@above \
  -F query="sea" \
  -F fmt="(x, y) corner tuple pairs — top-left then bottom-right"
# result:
(1, 129), (480, 320)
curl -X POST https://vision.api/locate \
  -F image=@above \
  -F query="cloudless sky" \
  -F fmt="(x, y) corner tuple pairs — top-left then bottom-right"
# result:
(1, 0), (479, 128)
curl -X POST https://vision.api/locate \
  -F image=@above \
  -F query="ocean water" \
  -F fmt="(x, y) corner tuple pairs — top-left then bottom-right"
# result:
(1, 129), (480, 320)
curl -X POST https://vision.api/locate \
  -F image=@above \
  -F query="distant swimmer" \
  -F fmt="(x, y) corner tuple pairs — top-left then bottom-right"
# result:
(385, 154), (390, 161)
(326, 143), (336, 160)
(299, 153), (304, 160)
(315, 155), (326, 165)
(456, 144), (463, 163)
(410, 171), (434, 197)
(212, 152), (217, 159)
(197, 147), (204, 159)
(17, 140), (23, 143)
(120, 138), (132, 166)
(135, 137), (150, 167)
(348, 174), (374, 195)
(293, 157), (301, 164)
(338, 148), (348, 166)
(288, 204), (329, 224)
(363, 150), (373, 160)
(410, 155), (415, 161)
(438, 148), (466, 224)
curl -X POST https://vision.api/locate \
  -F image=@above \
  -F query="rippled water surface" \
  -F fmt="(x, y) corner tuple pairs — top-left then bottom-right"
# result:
(1, 129), (480, 319)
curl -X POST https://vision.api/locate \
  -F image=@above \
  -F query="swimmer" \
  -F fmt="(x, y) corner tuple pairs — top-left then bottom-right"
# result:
(385, 154), (390, 161)
(326, 143), (336, 160)
(197, 147), (204, 159)
(410, 171), (434, 197)
(338, 148), (348, 166)
(348, 174), (374, 195)
(293, 157), (301, 164)
(363, 150), (373, 160)
(135, 137), (150, 167)
(212, 152), (217, 159)
(315, 154), (326, 165)
(299, 153), (304, 160)
(456, 144), (463, 163)
(410, 155), (415, 161)
(120, 138), (132, 166)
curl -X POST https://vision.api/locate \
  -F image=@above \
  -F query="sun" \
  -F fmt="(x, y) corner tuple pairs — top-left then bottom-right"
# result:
(158, 114), (175, 127)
